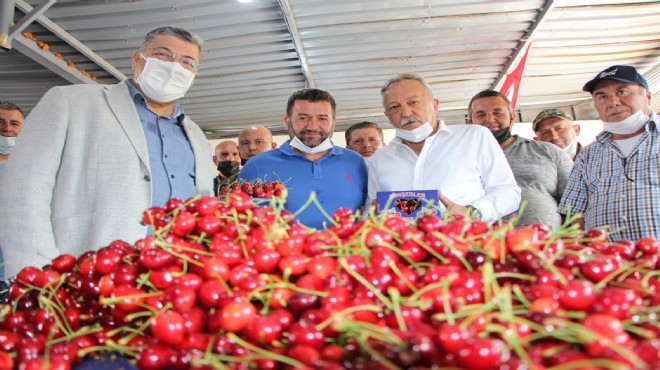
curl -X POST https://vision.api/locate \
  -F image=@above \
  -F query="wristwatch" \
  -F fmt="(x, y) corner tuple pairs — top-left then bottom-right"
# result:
(468, 205), (483, 221)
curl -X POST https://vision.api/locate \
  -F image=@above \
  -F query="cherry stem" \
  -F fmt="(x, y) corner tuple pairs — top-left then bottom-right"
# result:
(315, 304), (382, 331)
(226, 332), (307, 368)
(356, 333), (403, 370)
(339, 257), (393, 311)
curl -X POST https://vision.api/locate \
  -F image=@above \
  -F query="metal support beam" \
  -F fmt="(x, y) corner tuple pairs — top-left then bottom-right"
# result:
(9, 0), (55, 38)
(0, 0), (14, 50)
(14, 0), (126, 81)
(13, 32), (99, 85)
(490, 0), (556, 91)
(278, 0), (315, 88)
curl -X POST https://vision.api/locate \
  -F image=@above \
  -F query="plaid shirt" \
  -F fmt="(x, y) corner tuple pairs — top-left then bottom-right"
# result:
(558, 112), (660, 242)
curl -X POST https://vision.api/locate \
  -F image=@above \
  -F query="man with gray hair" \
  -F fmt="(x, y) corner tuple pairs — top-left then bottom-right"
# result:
(0, 101), (24, 175)
(559, 65), (658, 241)
(0, 27), (215, 277)
(367, 73), (520, 222)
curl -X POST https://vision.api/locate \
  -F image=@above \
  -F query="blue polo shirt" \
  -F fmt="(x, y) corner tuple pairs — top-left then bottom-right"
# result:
(125, 81), (196, 208)
(238, 140), (367, 229)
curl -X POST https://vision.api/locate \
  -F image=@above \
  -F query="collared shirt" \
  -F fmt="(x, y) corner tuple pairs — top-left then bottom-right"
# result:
(559, 113), (660, 242)
(126, 81), (196, 208)
(238, 141), (367, 229)
(368, 123), (521, 222)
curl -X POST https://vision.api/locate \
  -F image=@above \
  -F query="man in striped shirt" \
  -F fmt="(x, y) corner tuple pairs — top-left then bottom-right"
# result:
(558, 65), (658, 242)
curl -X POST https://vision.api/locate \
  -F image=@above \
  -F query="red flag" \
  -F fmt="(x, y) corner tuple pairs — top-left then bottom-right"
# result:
(499, 43), (532, 112)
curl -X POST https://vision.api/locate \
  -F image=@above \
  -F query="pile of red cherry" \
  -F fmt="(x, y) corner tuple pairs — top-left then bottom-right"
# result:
(219, 180), (287, 198)
(0, 193), (658, 370)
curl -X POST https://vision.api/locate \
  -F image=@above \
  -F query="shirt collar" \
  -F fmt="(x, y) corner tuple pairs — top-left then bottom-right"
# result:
(124, 79), (185, 120)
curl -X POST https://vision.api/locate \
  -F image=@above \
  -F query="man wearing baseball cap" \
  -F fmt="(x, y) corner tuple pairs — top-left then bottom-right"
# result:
(533, 108), (582, 161)
(558, 65), (658, 242)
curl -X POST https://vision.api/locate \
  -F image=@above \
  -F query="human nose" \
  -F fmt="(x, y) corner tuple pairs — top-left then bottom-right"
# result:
(401, 104), (414, 118)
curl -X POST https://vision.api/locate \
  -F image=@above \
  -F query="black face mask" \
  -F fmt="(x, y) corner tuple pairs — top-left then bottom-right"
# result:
(241, 158), (248, 166)
(217, 161), (240, 178)
(491, 127), (512, 145)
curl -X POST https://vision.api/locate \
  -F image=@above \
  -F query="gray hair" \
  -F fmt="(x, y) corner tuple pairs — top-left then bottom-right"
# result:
(140, 27), (204, 59)
(381, 73), (435, 106)
(0, 101), (24, 117)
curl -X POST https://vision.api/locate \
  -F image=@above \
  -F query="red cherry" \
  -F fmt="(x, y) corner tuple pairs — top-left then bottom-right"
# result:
(195, 195), (221, 216)
(137, 344), (175, 370)
(580, 313), (630, 357)
(456, 337), (509, 370)
(558, 280), (596, 311)
(171, 211), (197, 236)
(150, 310), (185, 346)
(220, 301), (257, 332)
(51, 254), (76, 273)
(636, 237), (659, 255)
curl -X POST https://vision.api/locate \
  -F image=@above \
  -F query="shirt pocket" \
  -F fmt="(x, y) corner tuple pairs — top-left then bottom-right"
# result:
(639, 153), (660, 186)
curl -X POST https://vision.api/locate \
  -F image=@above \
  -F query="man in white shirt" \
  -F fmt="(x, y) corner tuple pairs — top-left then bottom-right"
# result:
(367, 73), (521, 222)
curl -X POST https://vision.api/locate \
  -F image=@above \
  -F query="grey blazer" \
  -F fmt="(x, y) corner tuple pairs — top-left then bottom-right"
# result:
(0, 81), (215, 277)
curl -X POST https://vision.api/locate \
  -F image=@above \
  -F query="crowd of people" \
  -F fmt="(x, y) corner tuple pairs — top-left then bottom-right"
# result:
(0, 26), (657, 280)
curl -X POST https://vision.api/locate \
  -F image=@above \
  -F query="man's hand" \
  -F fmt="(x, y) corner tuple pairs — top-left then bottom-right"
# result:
(438, 191), (469, 218)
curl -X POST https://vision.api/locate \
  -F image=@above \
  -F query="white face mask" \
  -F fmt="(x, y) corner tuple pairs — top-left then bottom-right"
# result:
(135, 56), (195, 103)
(289, 136), (333, 154)
(602, 109), (650, 135)
(395, 122), (433, 142)
(562, 138), (578, 159)
(0, 135), (16, 155)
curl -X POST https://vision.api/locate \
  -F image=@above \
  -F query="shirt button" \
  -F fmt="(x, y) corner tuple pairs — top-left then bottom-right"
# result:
(143, 175), (151, 182)
(171, 175), (175, 179)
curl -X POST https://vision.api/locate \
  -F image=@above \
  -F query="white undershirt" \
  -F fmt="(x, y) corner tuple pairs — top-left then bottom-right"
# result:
(614, 135), (642, 157)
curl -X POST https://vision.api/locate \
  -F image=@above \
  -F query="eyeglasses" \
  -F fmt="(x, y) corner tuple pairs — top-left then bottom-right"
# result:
(144, 47), (199, 72)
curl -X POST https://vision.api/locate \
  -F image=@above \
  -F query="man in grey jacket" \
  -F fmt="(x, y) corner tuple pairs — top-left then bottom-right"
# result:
(0, 27), (215, 278)
(468, 90), (573, 228)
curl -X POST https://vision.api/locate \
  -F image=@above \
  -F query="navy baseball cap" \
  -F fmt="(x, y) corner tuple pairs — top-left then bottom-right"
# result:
(583, 65), (649, 93)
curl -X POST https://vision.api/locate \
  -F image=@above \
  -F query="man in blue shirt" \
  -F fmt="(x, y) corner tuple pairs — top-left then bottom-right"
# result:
(238, 89), (367, 229)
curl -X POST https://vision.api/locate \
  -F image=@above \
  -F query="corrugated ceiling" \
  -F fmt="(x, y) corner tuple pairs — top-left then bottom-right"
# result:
(1, 0), (659, 138)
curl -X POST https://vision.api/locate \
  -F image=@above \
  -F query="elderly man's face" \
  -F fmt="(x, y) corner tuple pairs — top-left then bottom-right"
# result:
(592, 80), (652, 123)
(535, 117), (579, 149)
(383, 80), (438, 131)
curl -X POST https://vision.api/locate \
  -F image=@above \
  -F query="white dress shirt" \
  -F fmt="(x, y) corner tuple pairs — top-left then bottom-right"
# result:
(367, 123), (521, 222)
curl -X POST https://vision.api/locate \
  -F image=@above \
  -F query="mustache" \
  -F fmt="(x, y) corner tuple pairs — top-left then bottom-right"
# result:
(400, 116), (422, 126)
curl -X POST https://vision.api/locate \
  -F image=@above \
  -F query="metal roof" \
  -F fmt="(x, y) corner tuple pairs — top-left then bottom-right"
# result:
(1, 0), (659, 138)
